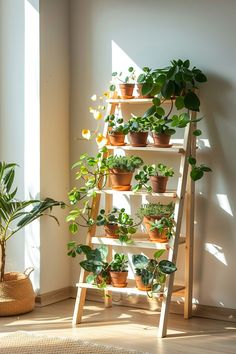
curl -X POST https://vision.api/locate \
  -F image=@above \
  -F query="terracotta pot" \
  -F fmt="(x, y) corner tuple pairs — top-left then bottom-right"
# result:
(129, 132), (148, 147)
(109, 133), (126, 146)
(109, 169), (133, 190)
(135, 275), (151, 291)
(119, 83), (135, 99)
(143, 216), (168, 243)
(96, 272), (112, 285)
(0, 270), (35, 316)
(150, 176), (168, 193)
(104, 224), (119, 239)
(152, 132), (171, 147)
(110, 271), (128, 288)
(136, 84), (153, 98)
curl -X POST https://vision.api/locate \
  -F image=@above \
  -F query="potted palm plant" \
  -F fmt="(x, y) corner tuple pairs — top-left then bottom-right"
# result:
(137, 203), (175, 242)
(127, 115), (150, 147)
(104, 155), (143, 191)
(105, 114), (129, 146)
(0, 162), (65, 316)
(132, 251), (177, 294)
(109, 253), (128, 288)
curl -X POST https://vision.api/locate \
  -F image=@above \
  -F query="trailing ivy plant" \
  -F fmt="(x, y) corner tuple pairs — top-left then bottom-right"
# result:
(188, 156), (212, 181)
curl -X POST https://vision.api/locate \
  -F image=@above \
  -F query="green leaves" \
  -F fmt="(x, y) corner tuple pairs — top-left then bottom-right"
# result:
(161, 80), (175, 99)
(184, 91), (200, 111)
(188, 155), (212, 181)
(159, 260), (177, 274)
(175, 96), (185, 110)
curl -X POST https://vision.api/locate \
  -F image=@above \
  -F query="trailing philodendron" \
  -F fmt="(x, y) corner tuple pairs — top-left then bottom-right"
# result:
(110, 67), (136, 99)
(127, 115), (150, 147)
(105, 114), (129, 146)
(133, 163), (174, 193)
(109, 253), (129, 288)
(188, 156), (212, 181)
(0, 162), (65, 284)
(104, 155), (143, 191)
(96, 208), (141, 243)
(137, 203), (175, 242)
(67, 244), (110, 287)
(132, 251), (177, 295)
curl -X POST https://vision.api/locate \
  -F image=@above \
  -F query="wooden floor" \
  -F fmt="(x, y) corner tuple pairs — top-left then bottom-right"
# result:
(0, 299), (236, 354)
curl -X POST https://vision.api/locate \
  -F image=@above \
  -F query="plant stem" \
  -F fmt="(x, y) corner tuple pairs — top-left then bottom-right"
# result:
(0, 241), (6, 282)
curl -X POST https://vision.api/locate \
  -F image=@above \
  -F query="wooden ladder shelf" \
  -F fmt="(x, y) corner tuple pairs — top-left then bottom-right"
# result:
(72, 98), (196, 338)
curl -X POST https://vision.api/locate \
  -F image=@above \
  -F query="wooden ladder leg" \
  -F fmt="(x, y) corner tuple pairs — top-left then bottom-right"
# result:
(72, 287), (87, 325)
(158, 123), (191, 338)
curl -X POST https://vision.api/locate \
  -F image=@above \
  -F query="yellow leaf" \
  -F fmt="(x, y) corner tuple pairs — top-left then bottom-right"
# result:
(90, 94), (97, 101)
(93, 110), (103, 120)
(96, 134), (107, 148)
(82, 129), (91, 140)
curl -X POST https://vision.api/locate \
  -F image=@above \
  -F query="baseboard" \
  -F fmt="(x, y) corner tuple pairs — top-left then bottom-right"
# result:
(36, 285), (236, 323)
(35, 286), (73, 307)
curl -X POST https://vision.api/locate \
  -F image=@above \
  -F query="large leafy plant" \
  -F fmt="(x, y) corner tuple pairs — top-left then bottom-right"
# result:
(132, 251), (177, 296)
(110, 253), (128, 272)
(67, 244), (110, 287)
(0, 162), (65, 282)
(105, 114), (129, 135)
(127, 115), (151, 133)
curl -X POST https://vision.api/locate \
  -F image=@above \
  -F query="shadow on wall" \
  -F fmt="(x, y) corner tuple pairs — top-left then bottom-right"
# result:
(195, 72), (236, 304)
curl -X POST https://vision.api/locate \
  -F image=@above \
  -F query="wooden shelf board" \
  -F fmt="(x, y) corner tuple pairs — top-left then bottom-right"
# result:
(106, 144), (184, 153)
(107, 98), (173, 104)
(91, 235), (186, 249)
(76, 281), (185, 298)
(97, 189), (177, 198)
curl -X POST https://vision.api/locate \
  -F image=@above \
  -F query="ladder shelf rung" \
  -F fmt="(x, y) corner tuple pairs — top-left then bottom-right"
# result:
(107, 98), (173, 104)
(106, 144), (185, 153)
(97, 190), (177, 198)
(76, 281), (185, 300)
(91, 235), (186, 249)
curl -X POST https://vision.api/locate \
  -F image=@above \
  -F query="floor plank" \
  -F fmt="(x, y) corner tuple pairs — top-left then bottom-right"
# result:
(0, 299), (236, 354)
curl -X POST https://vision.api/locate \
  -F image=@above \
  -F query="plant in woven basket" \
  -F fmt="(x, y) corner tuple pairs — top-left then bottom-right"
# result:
(0, 162), (65, 283)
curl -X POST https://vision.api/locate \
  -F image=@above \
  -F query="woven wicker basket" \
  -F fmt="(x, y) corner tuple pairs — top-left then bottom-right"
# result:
(0, 268), (35, 316)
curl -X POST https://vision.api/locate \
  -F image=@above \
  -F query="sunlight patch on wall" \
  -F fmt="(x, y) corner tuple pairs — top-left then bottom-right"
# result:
(216, 194), (233, 216)
(24, 0), (40, 291)
(205, 243), (227, 266)
(112, 40), (141, 73)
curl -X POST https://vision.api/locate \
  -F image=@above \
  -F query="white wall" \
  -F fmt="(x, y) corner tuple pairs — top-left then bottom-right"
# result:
(0, 0), (71, 294)
(70, 0), (236, 309)
(0, 0), (26, 273)
(39, 0), (71, 294)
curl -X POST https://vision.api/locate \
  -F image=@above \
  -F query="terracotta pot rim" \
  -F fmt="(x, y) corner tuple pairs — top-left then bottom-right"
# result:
(109, 132), (125, 136)
(109, 169), (133, 174)
(119, 83), (135, 87)
(150, 175), (168, 180)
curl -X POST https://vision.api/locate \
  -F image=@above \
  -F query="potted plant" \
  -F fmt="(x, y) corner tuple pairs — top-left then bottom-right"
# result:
(96, 207), (141, 243)
(104, 155), (143, 191)
(109, 253), (128, 288)
(132, 251), (177, 294)
(137, 203), (175, 242)
(127, 115), (150, 147)
(105, 114), (129, 146)
(133, 163), (174, 193)
(0, 162), (65, 316)
(137, 67), (162, 98)
(67, 244), (111, 287)
(110, 67), (136, 99)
